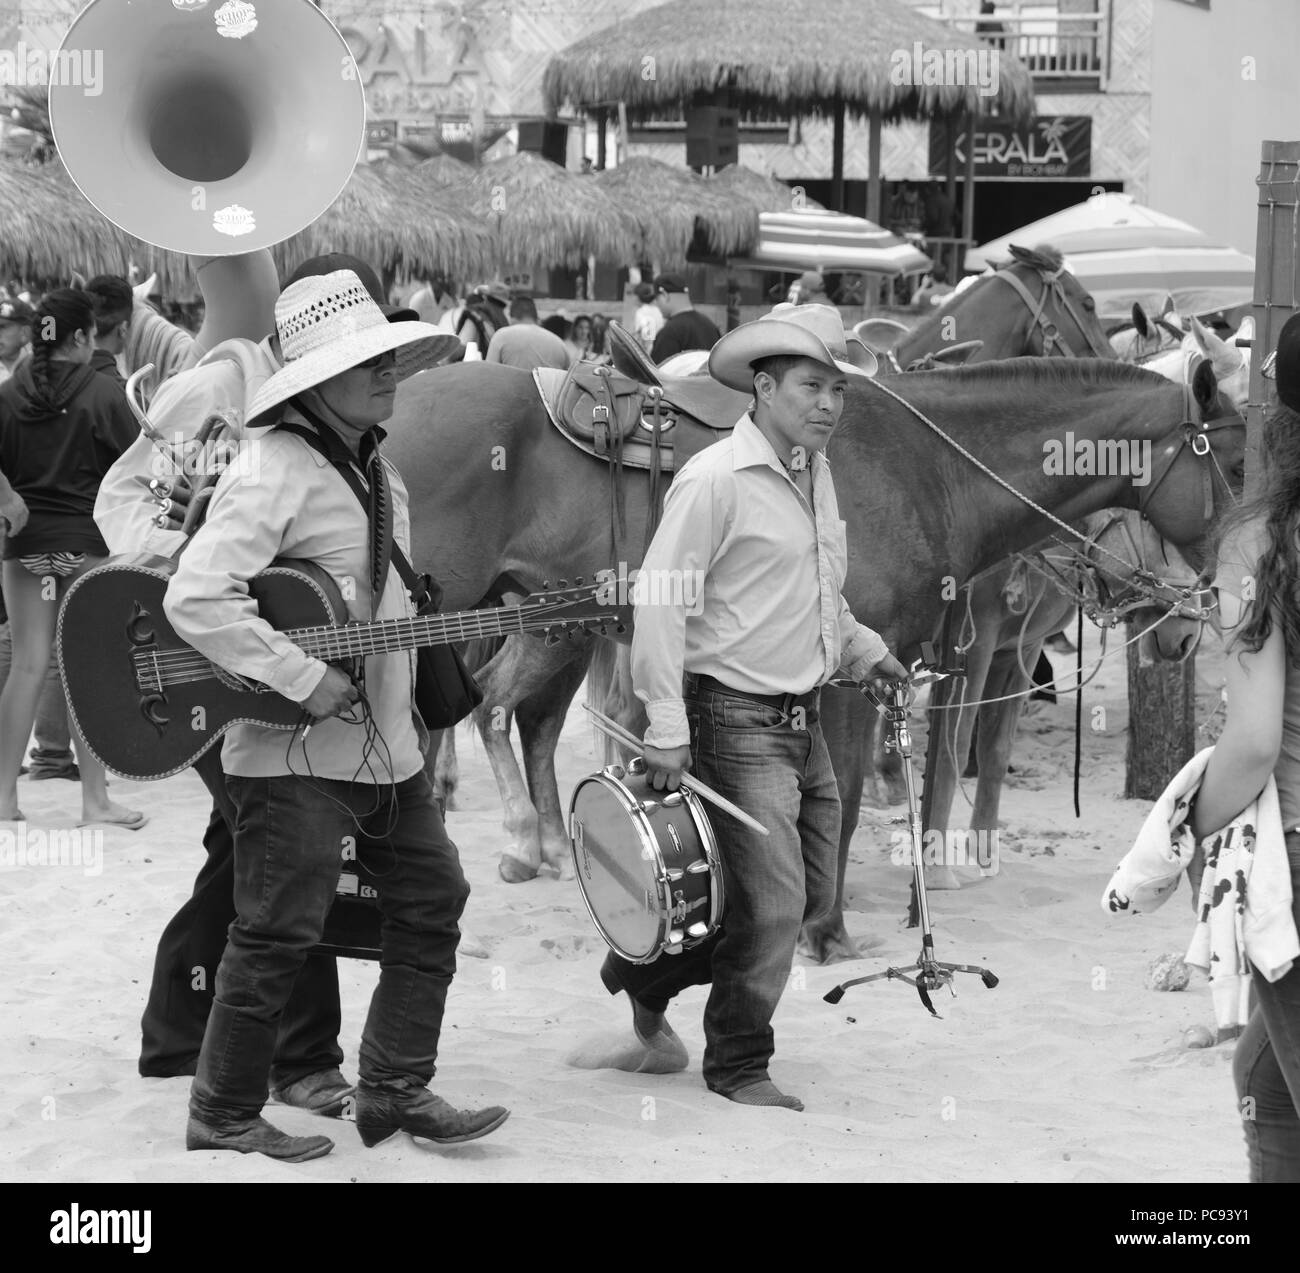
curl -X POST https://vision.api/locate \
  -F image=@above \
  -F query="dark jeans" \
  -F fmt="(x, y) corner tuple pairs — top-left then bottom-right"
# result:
(139, 747), (343, 1083)
(606, 683), (840, 1094)
(1235, 829), (1300, 1181)
(190, 769), (469, 1123)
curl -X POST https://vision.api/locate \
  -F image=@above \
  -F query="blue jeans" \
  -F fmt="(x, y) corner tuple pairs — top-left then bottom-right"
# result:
(607, 683), (841, 1093)
(1234, 830), (1300, 1181)
(189, 771), (469, 1124)
(0, 618), (72, 762)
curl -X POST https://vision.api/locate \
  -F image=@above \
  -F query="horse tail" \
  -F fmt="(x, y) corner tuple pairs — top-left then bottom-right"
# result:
(585, 638), (647, 767)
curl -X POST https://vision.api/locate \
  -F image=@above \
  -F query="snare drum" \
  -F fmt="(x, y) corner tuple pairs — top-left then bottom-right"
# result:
(569, 760), (724, 964)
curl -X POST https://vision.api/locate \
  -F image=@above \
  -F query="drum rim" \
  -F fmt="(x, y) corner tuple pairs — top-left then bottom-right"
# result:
(568, 769), (673, 964)
(678, 783), (726, 934)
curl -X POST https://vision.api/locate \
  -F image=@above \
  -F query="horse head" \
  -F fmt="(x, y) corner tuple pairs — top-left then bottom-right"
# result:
(894, 242), (1113, 367)
(1136, 357), (1246, 570)
(1086, 511), (1207, 662)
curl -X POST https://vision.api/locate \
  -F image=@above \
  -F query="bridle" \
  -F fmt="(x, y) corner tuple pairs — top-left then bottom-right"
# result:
(987, 259), (1115, 360)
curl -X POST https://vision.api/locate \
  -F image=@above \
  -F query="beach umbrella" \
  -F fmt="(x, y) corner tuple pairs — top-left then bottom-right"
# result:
(967, 192), (1255, 318)
(462, 151), (640, 269)
(592, 156), (761, 262)
(729, 208), (932, 276)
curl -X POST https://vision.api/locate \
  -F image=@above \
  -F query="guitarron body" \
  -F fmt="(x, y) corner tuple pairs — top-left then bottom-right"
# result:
(58, 556), (347, 781)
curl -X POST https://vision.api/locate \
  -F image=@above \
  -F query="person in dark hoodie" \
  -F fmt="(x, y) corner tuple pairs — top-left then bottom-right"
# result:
(0, 289), (145, 828)
(85, 274), (133, 391)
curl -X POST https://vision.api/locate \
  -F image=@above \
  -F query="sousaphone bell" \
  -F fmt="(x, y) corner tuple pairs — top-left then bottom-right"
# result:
(48, 0), (367, 255)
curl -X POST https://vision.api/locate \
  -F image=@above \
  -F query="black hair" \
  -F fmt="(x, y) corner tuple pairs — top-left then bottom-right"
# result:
(85, 274), (133, 337)
(750, 354), (805, 386)
(30, 288), (95, 405)
(541, 314), (571, 340)
(590, 314), (611, 356)
(510, 295), (539, 322)
(1211, 401), (1300, 662)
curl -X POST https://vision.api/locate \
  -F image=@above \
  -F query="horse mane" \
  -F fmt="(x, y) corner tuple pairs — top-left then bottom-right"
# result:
(1005, 243), (1064, 272)
(883, 357), (1169, 395)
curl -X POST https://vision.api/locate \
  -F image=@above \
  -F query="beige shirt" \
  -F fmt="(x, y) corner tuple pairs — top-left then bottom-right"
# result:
(631, 412), (888, 748)
(162, 416), (425, 783)
(94, 337), (279, 558)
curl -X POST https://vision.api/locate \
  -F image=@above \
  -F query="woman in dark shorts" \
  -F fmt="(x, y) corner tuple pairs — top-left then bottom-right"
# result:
(0, 289), (144, 827)
(1194, 312), (1300, 1181)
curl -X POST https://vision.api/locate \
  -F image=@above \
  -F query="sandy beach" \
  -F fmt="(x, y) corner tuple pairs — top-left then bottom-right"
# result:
(0, 620), (1247, 1183)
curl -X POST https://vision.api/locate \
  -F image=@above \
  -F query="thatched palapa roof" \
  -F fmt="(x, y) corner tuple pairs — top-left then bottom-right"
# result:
(705, 166), (824, 216)
(463, 151), (639, 267)
(543, 0), (1035, 124)
(592, 157), (761, 262)
(275, 161), (494, 283)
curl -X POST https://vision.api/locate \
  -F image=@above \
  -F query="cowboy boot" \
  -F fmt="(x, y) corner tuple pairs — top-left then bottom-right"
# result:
(354, 1079), (509, 1148)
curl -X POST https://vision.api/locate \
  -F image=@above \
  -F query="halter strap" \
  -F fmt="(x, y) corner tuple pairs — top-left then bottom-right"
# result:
(988, 263), (1113, 360)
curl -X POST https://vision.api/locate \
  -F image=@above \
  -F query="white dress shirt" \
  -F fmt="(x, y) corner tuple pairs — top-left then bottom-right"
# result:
(631, 412), (888, 748)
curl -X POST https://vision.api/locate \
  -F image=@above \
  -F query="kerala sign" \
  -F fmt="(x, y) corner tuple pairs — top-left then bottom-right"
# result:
(929, 115), (1092, 180)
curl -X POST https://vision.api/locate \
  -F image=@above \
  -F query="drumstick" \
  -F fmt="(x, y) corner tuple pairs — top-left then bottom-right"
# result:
(582, 705), (770, 837)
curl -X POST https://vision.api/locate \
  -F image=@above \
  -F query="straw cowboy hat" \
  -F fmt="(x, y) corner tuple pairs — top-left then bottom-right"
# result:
(246, 270), (461, 426)
(708, 302), (878, 393)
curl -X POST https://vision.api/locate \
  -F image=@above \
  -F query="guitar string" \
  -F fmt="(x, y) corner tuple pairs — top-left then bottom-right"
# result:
(135, 604), (590, 687)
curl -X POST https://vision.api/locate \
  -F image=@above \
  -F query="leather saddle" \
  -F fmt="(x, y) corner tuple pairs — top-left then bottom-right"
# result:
(535, 321), (748, 472)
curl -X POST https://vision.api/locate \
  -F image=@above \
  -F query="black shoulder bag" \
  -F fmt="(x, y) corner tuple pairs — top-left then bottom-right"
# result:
(276, 413), (483, 730)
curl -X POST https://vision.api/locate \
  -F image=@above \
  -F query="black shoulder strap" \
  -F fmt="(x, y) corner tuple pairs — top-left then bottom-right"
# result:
(275, 418), (433, 608)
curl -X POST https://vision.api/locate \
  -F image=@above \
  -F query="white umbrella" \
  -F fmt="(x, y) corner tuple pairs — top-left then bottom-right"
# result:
(729, 209), (932, 277)
(967, 192), (1254, 319)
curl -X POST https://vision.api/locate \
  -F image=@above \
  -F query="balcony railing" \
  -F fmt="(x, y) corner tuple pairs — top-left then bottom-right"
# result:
(914, 4), (1108, 90)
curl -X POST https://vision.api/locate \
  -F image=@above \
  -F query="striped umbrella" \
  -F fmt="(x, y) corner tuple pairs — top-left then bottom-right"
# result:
(968, 193), (1254, 319)
(728, 208), (932, 276)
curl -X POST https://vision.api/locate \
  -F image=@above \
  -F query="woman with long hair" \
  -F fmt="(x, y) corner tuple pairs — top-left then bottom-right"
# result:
(1194, 312), (1300, 1181)
(0, 289), (145, 827)
(567, 313), (592, 364)
(586, 314), (614, 365)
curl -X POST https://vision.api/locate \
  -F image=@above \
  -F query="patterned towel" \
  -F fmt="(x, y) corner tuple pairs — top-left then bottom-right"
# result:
(1102, 746), (1299, 1030)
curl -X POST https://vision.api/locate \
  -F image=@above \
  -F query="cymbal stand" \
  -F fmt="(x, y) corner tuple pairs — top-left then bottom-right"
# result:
(823, 671), (999, 1017)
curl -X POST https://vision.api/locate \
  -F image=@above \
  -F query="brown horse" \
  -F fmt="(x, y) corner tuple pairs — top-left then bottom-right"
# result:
(383, 358), (1245, 913)
(424, 246), (1119, 877)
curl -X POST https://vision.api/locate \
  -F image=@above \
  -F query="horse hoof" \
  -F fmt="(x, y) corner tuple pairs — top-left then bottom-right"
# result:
(925, 868), (962, 890)
(498, 855), (540, 883)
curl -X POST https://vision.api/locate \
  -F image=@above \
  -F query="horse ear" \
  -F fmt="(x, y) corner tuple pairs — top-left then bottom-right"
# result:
(1191, 355), (1218, 412)
(1189, 314), (1211, 353)
(1132, 302), (1150, 338)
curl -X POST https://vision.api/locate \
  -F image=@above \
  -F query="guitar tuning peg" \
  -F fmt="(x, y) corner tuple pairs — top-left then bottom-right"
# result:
(557, 578), (569, 589)
(574, 575), (584, 585)
(615, 624), (627, 635)
(541, 579), (551, 590)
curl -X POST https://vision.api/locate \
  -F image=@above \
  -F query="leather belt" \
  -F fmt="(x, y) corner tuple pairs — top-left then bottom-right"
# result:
(687, 673), (819, 714)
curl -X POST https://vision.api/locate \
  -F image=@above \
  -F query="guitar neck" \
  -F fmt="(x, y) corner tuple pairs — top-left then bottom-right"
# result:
(285, 605), (540, 660)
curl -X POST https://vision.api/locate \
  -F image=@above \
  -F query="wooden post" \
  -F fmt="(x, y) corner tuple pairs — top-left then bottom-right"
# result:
(960, 109), (976, 248)
(1123, 630), (1196, 800)
(595, 107), (608, 170)
(866, 106), (882, 224)
(831, 97), (845, 213)
(1248, 142), (1300, 498)
(944, 122), (959, 281)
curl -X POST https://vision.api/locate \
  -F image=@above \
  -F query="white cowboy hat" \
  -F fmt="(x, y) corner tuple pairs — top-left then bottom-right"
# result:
(245, 270), (462, 426)
(708, 303), (878, 393)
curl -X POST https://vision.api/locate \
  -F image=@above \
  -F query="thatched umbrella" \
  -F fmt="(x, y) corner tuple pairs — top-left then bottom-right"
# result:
(543, 0), (1035, 225)
(592, 156), (761, 262)
(0, 160), (182, 290)
(705, 166), (824, 216)
(463, 151), (639, 268)
(274, 161), (494, 286)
